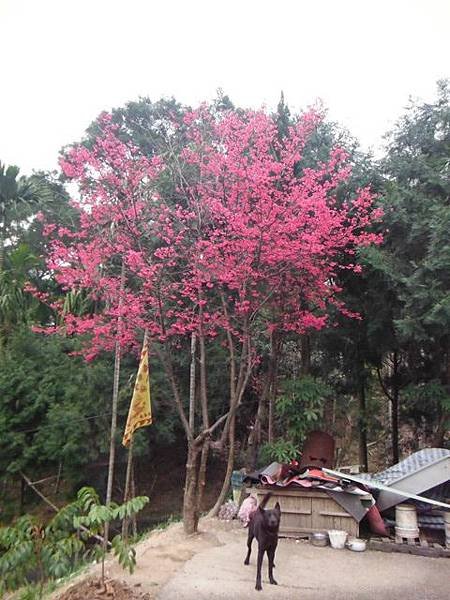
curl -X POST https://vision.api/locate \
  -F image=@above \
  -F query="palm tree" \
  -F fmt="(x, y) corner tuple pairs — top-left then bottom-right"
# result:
(0, 243), (41, 330)
(0, 162), (39, 273)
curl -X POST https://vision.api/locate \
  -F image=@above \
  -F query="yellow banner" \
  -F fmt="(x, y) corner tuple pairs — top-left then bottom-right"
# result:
(122, 338), (152, 447)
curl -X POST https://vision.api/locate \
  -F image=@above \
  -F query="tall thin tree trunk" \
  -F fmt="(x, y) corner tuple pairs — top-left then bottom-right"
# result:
(246, 335), (282, 470)
(183, 443), (200, 534)
(208, 414), (236, 517)
(0, 222), (5, 274)
(131, 466), (137, 537)
(446, 337), (450, 390)
(198, 325), (209, 430)
(301, 334), (311, 375)
(391, 351), (400, 465)
(196, 440), (209, 515)
(267, 331), (279, 443)
(193, 316), (211, 518)
(268, 368), (274, 444)
(209, 328), (252, 517)
(267, 384), (274, 444)
(104, 261), (125, 545)
(19, 475), (26, 515)
(358, 382), (368, 472)
(157, 343), (201, 534)
(121, 437), (134, 539)
(434, 337), (450, 446)
(246, 392), (265, 471)
(189, 332), (197, 431)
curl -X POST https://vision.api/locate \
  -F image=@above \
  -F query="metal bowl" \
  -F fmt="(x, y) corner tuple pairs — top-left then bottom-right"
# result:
(310, 532), (329, 547)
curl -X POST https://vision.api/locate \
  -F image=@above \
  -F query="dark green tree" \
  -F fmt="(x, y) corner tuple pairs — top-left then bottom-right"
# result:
(377, 80), (450, 447)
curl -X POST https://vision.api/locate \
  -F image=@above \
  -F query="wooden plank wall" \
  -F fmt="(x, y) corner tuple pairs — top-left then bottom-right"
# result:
(251, 488), (359, 538)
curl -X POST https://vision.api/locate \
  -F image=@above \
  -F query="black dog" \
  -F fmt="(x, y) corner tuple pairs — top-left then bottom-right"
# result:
(244, 493), (281, 591)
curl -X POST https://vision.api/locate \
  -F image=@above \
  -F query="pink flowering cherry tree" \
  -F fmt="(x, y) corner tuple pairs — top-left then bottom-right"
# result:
(40, 105), (382, 534)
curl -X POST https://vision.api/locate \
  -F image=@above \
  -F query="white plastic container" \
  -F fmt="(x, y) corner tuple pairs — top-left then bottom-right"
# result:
(328, 529), (348, 549)
(443, 511), (450, 549)
(395, 504), (419, 539)
(346, 537), (367, 552)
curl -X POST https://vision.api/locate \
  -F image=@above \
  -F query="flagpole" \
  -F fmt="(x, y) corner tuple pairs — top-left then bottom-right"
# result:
(131, 464), (137, 537)
(104, 260), (125, 550)
(122, 435), (134, 540)
(121, 329), (150, 540)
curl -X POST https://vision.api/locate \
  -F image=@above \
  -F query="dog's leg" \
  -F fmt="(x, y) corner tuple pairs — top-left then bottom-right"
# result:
(267, 547), (278, 585)
(244, 530), (253, 565)
(255, 545), (264, 591)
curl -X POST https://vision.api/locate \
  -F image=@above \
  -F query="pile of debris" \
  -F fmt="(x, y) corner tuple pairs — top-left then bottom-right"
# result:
(359, 447), (450, 532)
(243, 432), (450, 538)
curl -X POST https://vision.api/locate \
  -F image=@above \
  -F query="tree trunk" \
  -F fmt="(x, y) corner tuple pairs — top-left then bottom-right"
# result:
(301, 334), (311, 375)
(267, 332), (280, 443)
(19, 475), (26, 515)
(159, 318), (251, 533)
(193, 325), (211, 520)
(246, 392), (265, 471)
(434, 337), (450, 446)
(0, 223), (5, 275)
(391, 351), (400, 465)
(189, 332), (197, 431)
(104, 261), (125, 544)
(212, 328), (253, 513)
(54, 460), (63, 495)
(196, 440), (209, 515)
(183, 443), (200, 534)
(267, 389), (274, 444)
(156, 343), (202, 535)
(208, 413), (236, 517)
(246, 336), (281, 470)
(131, 467), (137, 537)
(358, 382), (368, 472)
(121, 438), (134, 540)
(446, 337), (450, 390)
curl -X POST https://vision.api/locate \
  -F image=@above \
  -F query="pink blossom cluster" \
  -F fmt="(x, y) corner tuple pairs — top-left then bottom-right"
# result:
(37, 105), (382, 359)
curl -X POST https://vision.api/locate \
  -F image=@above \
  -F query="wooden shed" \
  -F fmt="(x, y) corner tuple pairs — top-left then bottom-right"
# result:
(250, 487), (359, 538)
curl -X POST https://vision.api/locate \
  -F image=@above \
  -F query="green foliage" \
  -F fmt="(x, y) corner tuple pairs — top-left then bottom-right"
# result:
(382, 80), (450, 350)
(0, 163), (40, 245)
(0, 486), (149, 599)
(0, 330), (115, 480)
(259, 440), (298, 464)
(111, 535), (137, 574)
(71, 487), (148, 581)
(0, 511), (77, 598)
(262, 376), (332, 464)
(402, 380), (450, 422)
(276, 376), (331, 445)
(0, 325), (185, 505)
(0, 244), (41, 329)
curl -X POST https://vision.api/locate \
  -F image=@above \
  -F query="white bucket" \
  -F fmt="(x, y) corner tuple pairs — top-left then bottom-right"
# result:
(444, 512), (450, 549)
(328, 529), (348, 549)
(395, 504), (419, 539)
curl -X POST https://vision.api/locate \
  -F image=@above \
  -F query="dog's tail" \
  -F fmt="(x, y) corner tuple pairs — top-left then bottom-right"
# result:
(258, 492), (272, 510)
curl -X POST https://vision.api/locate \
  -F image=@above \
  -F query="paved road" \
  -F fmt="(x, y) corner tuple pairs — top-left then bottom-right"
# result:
(157, 528), (450, 600)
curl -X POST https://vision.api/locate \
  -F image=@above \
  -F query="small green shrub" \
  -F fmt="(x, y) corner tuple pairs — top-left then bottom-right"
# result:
(261, 376), (331, 465)
(0, 487), (149, 599)
(260, 440), (299, 464)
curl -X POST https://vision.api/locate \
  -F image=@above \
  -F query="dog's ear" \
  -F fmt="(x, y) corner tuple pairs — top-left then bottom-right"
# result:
(274, 502), (281, 513)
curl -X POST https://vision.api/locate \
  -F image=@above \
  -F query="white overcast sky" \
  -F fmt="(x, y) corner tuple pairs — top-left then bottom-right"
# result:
(0, 0), (449, 174)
